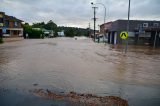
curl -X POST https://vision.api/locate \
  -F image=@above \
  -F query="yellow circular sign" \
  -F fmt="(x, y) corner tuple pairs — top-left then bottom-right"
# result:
(120, 31), (128, 39)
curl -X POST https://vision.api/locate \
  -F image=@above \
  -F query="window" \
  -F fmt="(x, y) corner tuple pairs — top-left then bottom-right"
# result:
(0, 23), (3, 27)
(14, 21), (18, 27)
(138, 24), (142, 28)
(153, 23), (159, 27)
(0, 14), (3, 18)
(5, 21), (9, 27)
(0, 18), (3, 23)
(6, 30), (10, 34)
(143, 23), (148, 27)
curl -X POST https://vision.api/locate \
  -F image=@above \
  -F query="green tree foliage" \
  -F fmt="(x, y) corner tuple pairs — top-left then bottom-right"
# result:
(65, 27), (75, 37)
(32, 20), (58, 36)
(30, 20), (89, 37)
(44, 20), (57, 30)
(33, 20), (57, 30)
(23, 23), (43, 38)
(58, 26), (88, 37)
(32, 22), (45, 28)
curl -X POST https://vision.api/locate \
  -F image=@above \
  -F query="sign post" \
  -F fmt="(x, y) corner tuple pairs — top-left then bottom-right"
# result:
(120, 31), (128, 40)
(120, 31), (128, 53)
(125, 0), (131, 53)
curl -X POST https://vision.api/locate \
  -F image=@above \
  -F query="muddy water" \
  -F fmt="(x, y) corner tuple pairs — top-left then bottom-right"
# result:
(0, 38), (160, 106)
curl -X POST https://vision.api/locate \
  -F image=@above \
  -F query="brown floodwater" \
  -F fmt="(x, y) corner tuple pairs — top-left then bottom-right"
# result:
(0, 37), (160, 106)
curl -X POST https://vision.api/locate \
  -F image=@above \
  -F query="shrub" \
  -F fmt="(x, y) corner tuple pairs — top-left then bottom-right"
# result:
(28, 29), (42, 38)
(23, 24), (43, 39)
(0, 38), (3, 44)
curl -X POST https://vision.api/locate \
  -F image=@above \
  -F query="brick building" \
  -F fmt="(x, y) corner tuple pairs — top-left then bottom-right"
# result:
(0, 12), (23, 38)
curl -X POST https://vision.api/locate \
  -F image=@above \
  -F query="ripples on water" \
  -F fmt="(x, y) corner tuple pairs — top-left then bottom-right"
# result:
(0, 38), (160, 106)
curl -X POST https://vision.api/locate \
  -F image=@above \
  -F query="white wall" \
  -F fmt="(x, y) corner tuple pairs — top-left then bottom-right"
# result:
(128, 32), (135, 37)
(3, 34), (10, 37)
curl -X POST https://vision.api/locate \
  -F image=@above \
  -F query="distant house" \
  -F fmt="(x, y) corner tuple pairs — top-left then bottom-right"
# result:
(100, 20), (160, 47)
(90, 30), (99, 38)
(32, 28), (54, 38)
(42, 29), (54, 38)
(0, 12), (23, 38)
(58, 30), (65, 37)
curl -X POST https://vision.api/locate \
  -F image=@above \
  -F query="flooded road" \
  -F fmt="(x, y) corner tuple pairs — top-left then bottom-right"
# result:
(0, 38), (160, 106)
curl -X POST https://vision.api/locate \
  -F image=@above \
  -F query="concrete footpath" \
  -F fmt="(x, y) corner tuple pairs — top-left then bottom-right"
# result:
(3, 37), (24, 42)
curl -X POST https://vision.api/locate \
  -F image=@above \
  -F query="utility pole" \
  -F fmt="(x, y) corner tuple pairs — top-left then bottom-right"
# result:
(89, 23), (91, 29)
(91, 2), (106, 43)
(88, 23), (91, 37)
(92, 6), (98, 42)
(125, 0), (131, 53)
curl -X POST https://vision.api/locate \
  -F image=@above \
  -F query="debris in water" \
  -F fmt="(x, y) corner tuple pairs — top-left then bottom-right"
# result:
(31, 89), (128, 106)
(33, 83), (38, 86)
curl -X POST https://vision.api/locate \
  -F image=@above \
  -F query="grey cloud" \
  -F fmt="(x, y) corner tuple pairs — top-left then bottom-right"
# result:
(0, 0), (159, 28)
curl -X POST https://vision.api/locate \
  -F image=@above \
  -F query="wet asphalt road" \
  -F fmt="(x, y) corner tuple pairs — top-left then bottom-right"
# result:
(0, 37), (160, 106)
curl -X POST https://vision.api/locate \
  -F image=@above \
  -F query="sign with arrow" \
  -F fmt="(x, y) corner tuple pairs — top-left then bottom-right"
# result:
(120, 31), (128, 40)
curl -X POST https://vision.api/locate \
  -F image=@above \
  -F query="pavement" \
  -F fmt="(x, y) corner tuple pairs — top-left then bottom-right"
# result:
(3, 37), (24, 42)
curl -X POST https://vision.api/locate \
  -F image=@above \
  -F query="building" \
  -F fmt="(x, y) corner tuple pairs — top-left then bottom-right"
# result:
(42, 29), (54, 38)
(0, 12), (23, 38)
(100, 20), (160, 47)
(100, 22), (112, 34)
(90, 30), (99, 38)
(58, 30), (65, 37)
(100, 22), (113, 42)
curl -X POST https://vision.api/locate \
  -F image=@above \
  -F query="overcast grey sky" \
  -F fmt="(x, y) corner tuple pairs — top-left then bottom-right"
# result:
(0, 0), (160, 28)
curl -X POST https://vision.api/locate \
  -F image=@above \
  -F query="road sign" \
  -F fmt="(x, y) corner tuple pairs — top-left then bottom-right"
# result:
(120, 31), (128, 39)
(2, 27), (7, 34)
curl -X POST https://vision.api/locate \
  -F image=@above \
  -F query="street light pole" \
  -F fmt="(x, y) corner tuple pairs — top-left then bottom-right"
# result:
(125, 0), (131, 53)
(91, 6), (98, 42)
(96, 3), (106, 24)
(91, 2), (106, 42)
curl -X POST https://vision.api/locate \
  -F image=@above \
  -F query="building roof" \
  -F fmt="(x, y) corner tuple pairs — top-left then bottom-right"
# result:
(109, 19), (160, 32)
(0, 12), (5, 15)
(115, 19), (160, 22)
(0, 11), (23, 22)
(100, 22), (113, 27)
(4, 15), (23, 22)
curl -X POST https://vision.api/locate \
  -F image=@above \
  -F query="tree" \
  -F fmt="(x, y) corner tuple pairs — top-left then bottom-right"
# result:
(32, 22), (45, 28)
(30, 21), (89, 38)
(44, 20), (57, 30)
(23, 24), (43, 39)
(65, 27), (75, 37)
